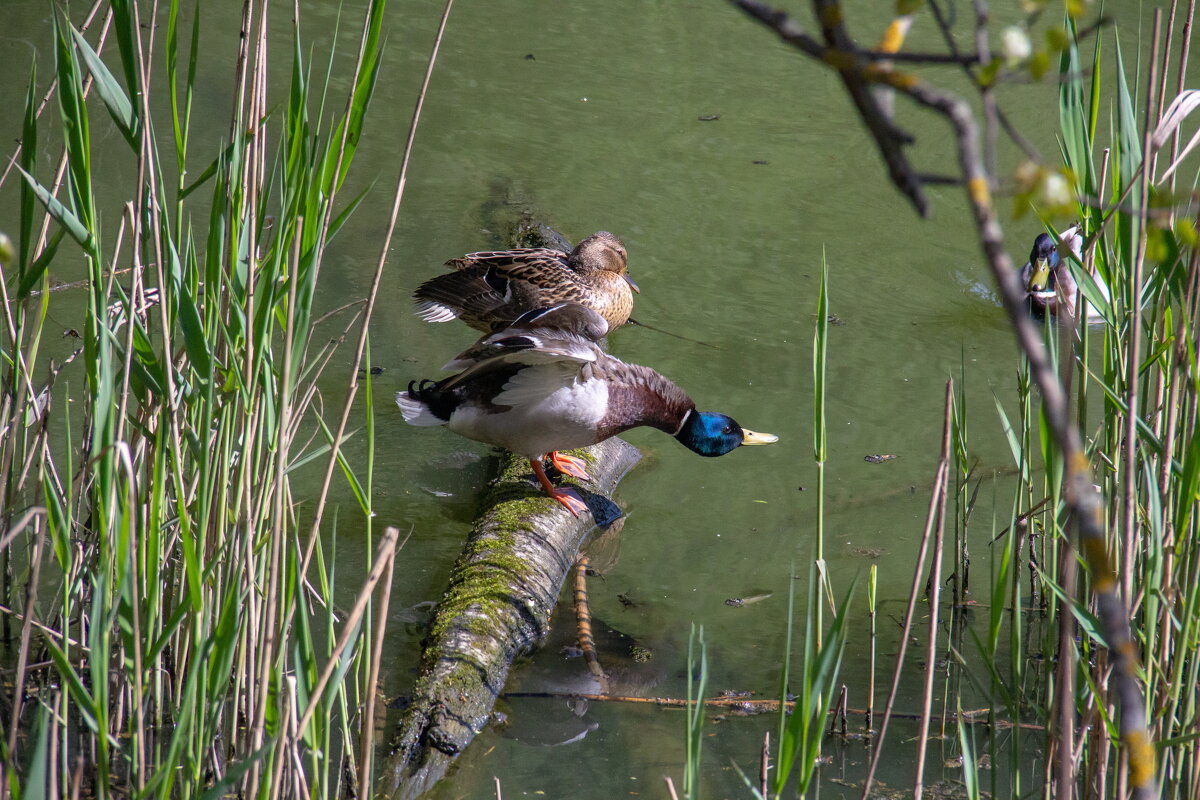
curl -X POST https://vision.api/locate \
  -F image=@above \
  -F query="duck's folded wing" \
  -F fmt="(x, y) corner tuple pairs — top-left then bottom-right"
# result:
(501, 303), (608, 340)
(440, 337), (597, 390)
(416, 262), (554, 324)
(442, 305), (607, 371)
(446, 248), (564, 271)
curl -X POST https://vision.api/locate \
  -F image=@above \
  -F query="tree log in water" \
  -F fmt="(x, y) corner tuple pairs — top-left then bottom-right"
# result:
(380, 218), (642, 799)
(379, 440), (640, 799)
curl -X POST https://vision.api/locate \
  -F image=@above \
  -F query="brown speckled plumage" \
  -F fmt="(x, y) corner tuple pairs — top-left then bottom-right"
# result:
(413, 231), (635, 333)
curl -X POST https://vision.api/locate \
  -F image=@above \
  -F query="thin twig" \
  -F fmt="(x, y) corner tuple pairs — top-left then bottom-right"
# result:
(748, 9), (1165, 792)
(760, 731), (769, 798)
(296, 525), (400, 733)
(359, 527), (404, 786)
(299, 0), (455, 581)
(913, 380), (953, 800)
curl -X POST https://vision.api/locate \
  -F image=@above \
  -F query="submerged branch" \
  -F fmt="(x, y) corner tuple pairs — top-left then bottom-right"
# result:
(500, 691), (1044, 730)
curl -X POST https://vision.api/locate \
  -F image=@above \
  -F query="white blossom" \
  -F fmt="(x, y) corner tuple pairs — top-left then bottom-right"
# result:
(1040, 172), (1073, 208)
(1002, 26), (1032, 64)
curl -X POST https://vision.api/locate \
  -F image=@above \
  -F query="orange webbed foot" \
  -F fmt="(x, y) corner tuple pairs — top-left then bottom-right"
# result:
(548, 487), (589, 518)
(548, 450), (591, 482)
(531, 458), (591, 519)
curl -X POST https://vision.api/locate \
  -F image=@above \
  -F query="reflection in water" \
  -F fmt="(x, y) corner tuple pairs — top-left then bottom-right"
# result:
(501, 612), (671, 748)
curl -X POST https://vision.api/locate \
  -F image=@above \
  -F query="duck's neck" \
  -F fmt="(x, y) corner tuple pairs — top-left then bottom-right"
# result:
(598, 363), (695, 436)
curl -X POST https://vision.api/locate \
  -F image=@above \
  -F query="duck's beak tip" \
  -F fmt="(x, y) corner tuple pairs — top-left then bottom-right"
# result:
(1027, 257), (1051, 293)
(741, 429), (779, 446)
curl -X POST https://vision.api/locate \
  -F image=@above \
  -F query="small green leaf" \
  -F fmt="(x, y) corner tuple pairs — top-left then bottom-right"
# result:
(70, 24), (138, 146)
(19, 62), (38, 274)
(1045, 27), (1071, 52)
(16, 227), (66, 300)
(24, 705), (51, 800)
(1176, 218), (1198, 248)
(1029, 49), (1051, 80)
(15, 165), (94, 251)
(977, 59), (1002, 88)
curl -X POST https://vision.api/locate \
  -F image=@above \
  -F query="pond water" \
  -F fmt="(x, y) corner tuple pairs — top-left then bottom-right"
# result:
(0, 0), (1184, 797)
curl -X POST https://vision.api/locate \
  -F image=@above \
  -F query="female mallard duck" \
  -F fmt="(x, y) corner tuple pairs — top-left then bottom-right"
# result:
(1021, 225), (1110, 322)
(396, 304), (777, 517)
(412, 231), (639, 334)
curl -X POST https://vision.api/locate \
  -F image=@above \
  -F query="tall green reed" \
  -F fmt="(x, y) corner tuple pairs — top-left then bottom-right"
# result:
(0, 2), (400, 796)
(972, 12), (1200, 798)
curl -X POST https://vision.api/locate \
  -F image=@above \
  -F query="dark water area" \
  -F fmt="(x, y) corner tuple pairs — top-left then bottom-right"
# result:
(0, 1), (1187, 797)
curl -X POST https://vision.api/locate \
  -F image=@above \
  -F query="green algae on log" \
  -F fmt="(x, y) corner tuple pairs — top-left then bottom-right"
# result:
(380, 439), (641, 800)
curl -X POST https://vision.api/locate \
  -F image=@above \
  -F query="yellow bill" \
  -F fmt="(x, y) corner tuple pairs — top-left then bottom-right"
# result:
(1027, 257), (1051, 293)
(741, 429), (779, 445)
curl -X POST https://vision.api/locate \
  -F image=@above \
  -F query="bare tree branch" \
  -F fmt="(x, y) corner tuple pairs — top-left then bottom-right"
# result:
(729, 3), (1159, 798)
(731, 0), (930, 216)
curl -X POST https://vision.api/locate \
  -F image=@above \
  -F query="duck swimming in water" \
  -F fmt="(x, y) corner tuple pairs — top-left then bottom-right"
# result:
(1021, 225), (1110, 322)
(396, 304), (777, 517)
(413, 231), (639, 334)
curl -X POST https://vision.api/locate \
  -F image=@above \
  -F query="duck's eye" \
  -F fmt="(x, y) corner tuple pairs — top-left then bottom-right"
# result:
(722, 425), (733, 435)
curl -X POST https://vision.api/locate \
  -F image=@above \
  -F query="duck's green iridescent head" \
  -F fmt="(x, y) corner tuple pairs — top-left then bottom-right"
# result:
(675, 411), (778, 457)
(1026, 233), (1061, 294)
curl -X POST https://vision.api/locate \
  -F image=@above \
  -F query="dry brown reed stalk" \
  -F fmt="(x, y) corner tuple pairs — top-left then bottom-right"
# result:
(242, 4), (274, 791)
(296, 525), (400, 733)
(298, 0), (455, 579)
(0, 0), (107, 188)
(1055, 539), (1080, 800)
(866, 564), (876, 735)
(760, 731), (770, 798)
(913, 380), (953, 800)
(853, 379), (953, 800)
(360, 528), (401, 788)
(1121, 12), (1162, 608)
(728, 4), (1161, 795)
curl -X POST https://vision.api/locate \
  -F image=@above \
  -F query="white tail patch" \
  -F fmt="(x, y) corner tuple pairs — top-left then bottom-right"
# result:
(415, 300), (460, 323)
(395, 392), (446, 426)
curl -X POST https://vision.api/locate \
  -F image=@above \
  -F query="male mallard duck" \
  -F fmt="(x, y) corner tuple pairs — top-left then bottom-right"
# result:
(413, 231), (639, 334)
(396, 303), (777, 517)
(1021, 225), (1110, 322)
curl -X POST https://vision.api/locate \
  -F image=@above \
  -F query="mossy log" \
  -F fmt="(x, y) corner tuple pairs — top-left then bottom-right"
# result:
(380, 215), (641, 799)
(379, 439), (641, 799)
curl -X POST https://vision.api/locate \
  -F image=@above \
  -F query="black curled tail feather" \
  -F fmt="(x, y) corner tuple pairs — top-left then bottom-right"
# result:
(406, 377), (458, 422)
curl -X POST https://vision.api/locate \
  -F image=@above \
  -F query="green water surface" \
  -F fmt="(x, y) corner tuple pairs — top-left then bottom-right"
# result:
(0, 1), (1184, 797)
